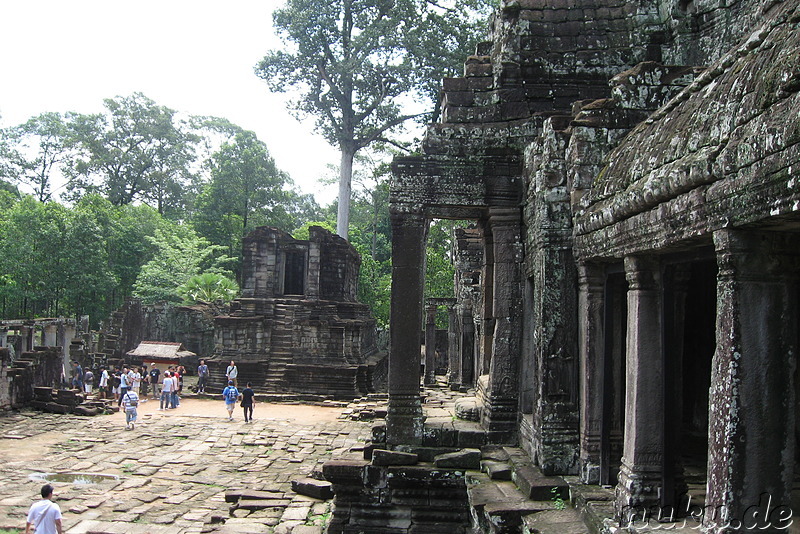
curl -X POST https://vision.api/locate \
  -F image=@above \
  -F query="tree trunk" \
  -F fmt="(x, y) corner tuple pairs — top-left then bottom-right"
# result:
(337, 147), (355, 240)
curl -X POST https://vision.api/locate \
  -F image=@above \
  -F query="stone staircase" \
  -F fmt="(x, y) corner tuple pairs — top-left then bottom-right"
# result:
(466, 446), (589, 534)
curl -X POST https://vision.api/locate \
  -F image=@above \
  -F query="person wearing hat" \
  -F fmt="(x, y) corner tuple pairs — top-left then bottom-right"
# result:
(222, 380), (240, 421)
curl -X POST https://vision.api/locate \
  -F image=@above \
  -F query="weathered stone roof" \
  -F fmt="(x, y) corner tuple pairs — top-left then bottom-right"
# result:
(575, 1), (800, 237)
(126, 340), (195, 360)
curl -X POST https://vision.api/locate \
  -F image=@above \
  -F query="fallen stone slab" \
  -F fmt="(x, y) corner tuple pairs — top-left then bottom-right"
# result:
(291, 478), (334, 500)
(523, 508), (587, 534)
(434, 448), (481, 469)
(512, 464), (569, 501)
(482, 460), (512, 480)
(484, 500), (557, 528)
(371, 449), (419, 466)
(236, 499), (292, 510)
(224, 489), (286, 503)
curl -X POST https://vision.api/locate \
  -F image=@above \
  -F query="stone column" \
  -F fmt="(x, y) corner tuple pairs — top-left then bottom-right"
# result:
(460, 305), (475, 387)
(705, 230), (798, 531)
(424, 303), (437, 385)
(43, 324), (57, 347)
(616, 255), (664, 514)
(0, 328), (7, 348)
(578, 262), (605, 484)
(447, 304), (460, 390)
(481, 207), (523, 443)
(386, 215), (427, 446)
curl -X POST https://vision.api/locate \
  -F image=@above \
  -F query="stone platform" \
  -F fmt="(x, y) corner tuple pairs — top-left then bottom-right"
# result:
(0, 400), (372, 533)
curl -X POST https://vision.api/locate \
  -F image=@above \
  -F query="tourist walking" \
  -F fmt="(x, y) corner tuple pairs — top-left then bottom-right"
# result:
(83, 368), (94, 394)
(98, 367), (109, 399)
(160, 371), (174, 410)
(196, 359), (209, 394)
(111, 369), (121, 401)
(176, 365), (185, 393)
(25, 484), (62, 534)
(241, 382), (255, 423)
(222, 381), (239, 421)
(117, 367), (130, 409)
(122, 389), (139, 430)
(148, 364), (160, 399)
(131, 367), (142, 395)
(74, 362), (84, 391)
(140, 366), (149, 400)
(226, 360), (238, 387)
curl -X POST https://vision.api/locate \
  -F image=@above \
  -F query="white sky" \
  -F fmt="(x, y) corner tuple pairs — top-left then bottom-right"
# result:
(0, 0), (341, 205)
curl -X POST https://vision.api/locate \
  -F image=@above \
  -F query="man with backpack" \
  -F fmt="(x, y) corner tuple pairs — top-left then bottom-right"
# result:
(222, 381), (240, 421)
(122, 388), (139, 430)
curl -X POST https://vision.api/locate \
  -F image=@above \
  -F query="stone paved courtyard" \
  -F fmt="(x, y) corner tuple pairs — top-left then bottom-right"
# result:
(0, 397), (374, 534)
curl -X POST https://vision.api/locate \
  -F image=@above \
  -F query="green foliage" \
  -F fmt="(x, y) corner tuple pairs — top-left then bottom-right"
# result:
(192, 128), (321, 278)
(178, 272), (239, 304)
(550, 487), (567, 510)
(0, 195), (117, 322)
(66, 93), (199, 217)
(132, 224), (235, 304)
(256, 0), (492, 238)
(0, 112), (75, 202)
(292, 220), (336, 240)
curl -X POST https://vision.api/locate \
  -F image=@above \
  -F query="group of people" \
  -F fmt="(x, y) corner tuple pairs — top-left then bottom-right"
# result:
(68, 359), (254, 428)
(222, 379), (255, 422)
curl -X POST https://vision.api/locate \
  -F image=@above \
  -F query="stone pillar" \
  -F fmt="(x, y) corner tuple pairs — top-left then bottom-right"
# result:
(0, 328), (7, 348)
(387, 215), (427, 446)
(424, 303), (437, 385)
(481, 207), (523, 443)
(306, 239), (321, 299)
(705, 230), (798, 531)
(43, 324), (57, 347)
(24, 327), (34, 353)
(447, 304), (460, 389)
(460, 305), (475, 387)
(616, 256), (664, 514)
(578, 262), (605, 484)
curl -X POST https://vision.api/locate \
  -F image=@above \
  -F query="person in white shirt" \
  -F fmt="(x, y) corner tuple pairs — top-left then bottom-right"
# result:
(160, 371), (174, 410)
(226, 360), (239, 387)
(131, 368), (141, 395)
(25, 484), (62, 534)
(122, 389), (139, 430)
(98, 367), (109, 399)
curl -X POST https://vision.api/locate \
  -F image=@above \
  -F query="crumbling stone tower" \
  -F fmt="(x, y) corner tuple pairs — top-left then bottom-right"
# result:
(210, 226), (378, 399)
(386, 0), (799, 530)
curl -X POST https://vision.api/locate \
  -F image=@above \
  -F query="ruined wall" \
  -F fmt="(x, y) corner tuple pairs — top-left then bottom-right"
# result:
(1, 347), (63, 411)
(105, 299), (223, 362)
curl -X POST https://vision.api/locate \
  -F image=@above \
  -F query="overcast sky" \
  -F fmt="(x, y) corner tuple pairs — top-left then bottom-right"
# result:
(0, 0), (341, 204)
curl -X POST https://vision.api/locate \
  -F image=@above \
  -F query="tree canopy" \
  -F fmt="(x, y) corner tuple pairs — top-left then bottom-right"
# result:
(256, 0), (491, 240)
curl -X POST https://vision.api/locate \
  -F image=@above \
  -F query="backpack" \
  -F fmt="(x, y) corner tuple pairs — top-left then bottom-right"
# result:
(224, 387), (238, 402)
(126, 393), (138, 407)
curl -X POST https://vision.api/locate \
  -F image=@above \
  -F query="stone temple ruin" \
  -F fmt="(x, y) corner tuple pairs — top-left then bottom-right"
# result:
(207, 226), (379, 399)
(323, 0), (800, 531)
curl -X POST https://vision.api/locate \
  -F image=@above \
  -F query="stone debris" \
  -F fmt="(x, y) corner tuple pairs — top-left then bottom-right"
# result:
(433, 448), (482, 469)
(371, 449), (419, 466)
(290, 478), (334, 500)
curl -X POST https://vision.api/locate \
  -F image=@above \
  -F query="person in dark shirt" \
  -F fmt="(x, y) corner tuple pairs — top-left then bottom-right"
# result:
(148, 364), (161, 400)
(241, 382), (255, 423)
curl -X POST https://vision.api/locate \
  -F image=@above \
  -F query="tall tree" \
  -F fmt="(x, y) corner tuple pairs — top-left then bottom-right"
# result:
(0, 112), (74, 202)
(192, 129), (319, 268)
(67, 93), (198, 216)
(256, 0), (491, 240)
